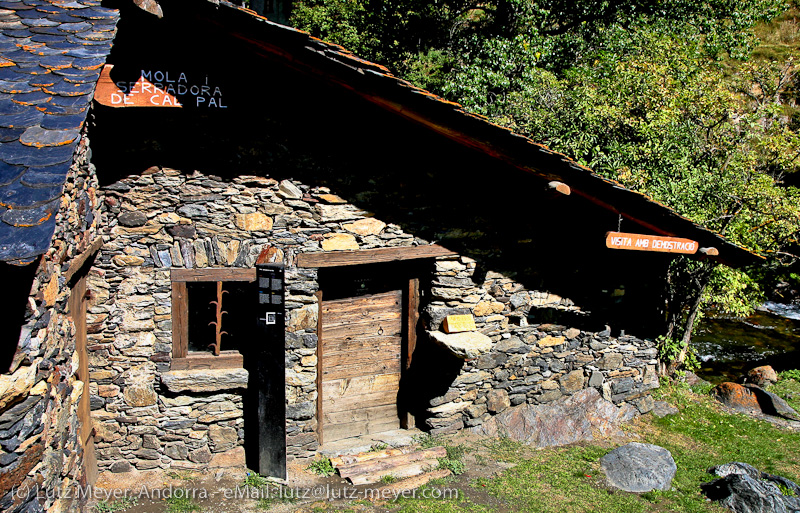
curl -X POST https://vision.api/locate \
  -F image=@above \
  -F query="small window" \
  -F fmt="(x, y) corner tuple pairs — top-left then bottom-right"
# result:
(170, 268), (259, 370)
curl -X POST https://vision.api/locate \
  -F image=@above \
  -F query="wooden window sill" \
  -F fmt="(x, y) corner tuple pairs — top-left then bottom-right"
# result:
(170, 350), (244, 371)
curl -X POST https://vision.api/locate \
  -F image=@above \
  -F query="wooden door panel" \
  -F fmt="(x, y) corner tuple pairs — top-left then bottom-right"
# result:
(320, 290), (403, 443)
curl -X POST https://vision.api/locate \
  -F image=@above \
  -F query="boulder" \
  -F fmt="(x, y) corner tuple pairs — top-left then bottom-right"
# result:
(711, 383), (762, 415)
(600, 442), (677, 492)
(651, 400), (679, 418)
(742, 385), (800, 422)
(741, 366), (779, 387)
(470, 388), (637, 447)
(428, 331), (492, 359)
(702, 462), (800, 513)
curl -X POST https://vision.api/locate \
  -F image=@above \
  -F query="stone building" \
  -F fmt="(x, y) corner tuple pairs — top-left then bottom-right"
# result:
(0, 0), (759, 511)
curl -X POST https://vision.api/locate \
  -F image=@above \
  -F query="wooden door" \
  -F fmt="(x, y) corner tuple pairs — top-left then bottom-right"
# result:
(320, 290), (403, 443)
(70, 275), (97, 486)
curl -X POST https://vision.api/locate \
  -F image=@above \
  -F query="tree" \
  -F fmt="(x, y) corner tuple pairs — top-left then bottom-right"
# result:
(291, 1), (800, 373)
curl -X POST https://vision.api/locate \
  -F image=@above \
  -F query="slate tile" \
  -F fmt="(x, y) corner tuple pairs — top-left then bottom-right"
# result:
(0, 161), (26, 185)
(0, 126), (23, 142)
(57, 21), (90, 33)
(0, 20), (25, 30)
(0, 99), (28, 115)
(29, 33), (62, 43)
(40, 112), (83, 129)
(48, 91), (90, 106)
(20, 17), (57, 26)
(1, 197), (59, 226)
(34, 4), (63, 13)
(3, 49), (40, 62)
(3, 28), (32, 37)
(28, 73), (57, 87)
(0, 79), (36, 93)
(55, 1), (90, 9)
(0, 2), (34, 9)
(42, 81), (94, 96)
(52, 66), (97, 78)
(0, 175), (64, 207)
(65, 46), (108, 58)
(20, 125), (79, 147)
(0, 106), (42, 128)
(0, 69), (28, 82)
(28, 26), (62, 35)
(38, 54), (73, 69)
(9, 90), (51, 105)
(38, 102), (85, 115)
(62, 72), (98, 84)
(72, 56), (104, 70)
(0, 139), (73, 167)
(72, 29), (114, 41)
(44, 12), (81, 23)
(20, 164), (69, 188)
(0, 215), (56, 261)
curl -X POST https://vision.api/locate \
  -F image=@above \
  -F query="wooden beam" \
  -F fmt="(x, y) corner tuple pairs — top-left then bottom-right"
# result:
(64, 236), (103, 283)
(170, 268), (256, 282)
(296, 245), (457, 268)
(171, 281), (188, 359)
(402, 278), (419, 430)
(169, 351), (244, 370)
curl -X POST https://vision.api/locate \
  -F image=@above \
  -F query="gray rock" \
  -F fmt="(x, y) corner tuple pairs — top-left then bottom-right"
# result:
(189, 446), (213, 464)
(428, 331), (492, 359)
(165, 442), (188, 461)
(494, 337), (529, 354)
(167, 224), (196, 239)
(118, 211), (148, 227)
(110, 461), (132, 473)
(588, 371), (604, 388)
(177, 204), (208, 219)
(161, 368), (249, 393)
(651, 400), (679, 418)
(278, 180), (303, 199)
(286, 401), (315, 420)
(702, 464), (800, 513)
(472, 388), (635, 447)
(600, 442), (676, 492)
(743, 384), (800, 421)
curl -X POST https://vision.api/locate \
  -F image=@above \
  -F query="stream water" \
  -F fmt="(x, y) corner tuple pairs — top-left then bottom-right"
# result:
(693, 302), (800, 383)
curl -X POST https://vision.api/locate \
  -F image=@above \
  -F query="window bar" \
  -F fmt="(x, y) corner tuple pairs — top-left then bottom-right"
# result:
(208, 281), (228, 355)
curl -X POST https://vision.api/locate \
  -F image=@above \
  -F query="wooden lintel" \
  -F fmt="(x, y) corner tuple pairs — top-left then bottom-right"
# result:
(548, 181), (571, 195)
(169, 351), (243, 370)
(64, 236), (103, 283)
(170, 268), (256, 282)
(315, 290), (324, 446)
(699, 247), (720, 256)
(296, 245), (457, 268)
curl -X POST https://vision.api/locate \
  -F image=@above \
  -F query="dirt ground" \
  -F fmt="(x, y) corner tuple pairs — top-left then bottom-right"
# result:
(88, 432), (537, 513)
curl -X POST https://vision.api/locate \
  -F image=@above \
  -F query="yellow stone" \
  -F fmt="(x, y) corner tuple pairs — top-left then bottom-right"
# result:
(43, 273), (59, 307)
(316, 194), (348, 204)
(30, 380), (48, 395)
(156, 212), (182, 224)
(321, 233), (359, 251)
(70, 380), (84, 404)
(343, 218), (386, 236)
(473, 301), (504, 317)
(112, 255), (145, 267)
(442, 314), (476, 334)
(538, 335), (565, 347)
(0, 364), (37, 410)
(234, 213), (273, 231)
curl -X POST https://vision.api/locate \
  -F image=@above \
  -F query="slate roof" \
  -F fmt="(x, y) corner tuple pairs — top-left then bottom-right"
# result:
(193, 0), (762, 268)
(0, 0), (118, 265)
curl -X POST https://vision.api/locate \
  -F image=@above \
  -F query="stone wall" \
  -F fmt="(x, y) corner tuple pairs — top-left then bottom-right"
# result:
(87, 166), (658, 471)
(0, 135), (103, 513)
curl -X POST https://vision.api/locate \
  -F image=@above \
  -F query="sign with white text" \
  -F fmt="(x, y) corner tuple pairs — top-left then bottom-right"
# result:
(605, 231), (698, 254)
(94, 65), (227, 109)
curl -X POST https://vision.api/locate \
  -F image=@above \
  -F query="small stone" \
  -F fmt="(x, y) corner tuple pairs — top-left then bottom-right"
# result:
(473, 301), (504, 317)
(428, 331), (492, 359)
(560, 370), (585, 394)
(564, 328), (581, 339)
(321, 233), (359, 251)
(486, 389), (510, 413)
(600, 442), (677, 492)
(112, 255), (145, 267)
(651, 401), (679, 418)
(110, 461), (132, 473)
(278, 180), (303, 199)
(167, 224), (196, 239)
(161, 368), (249, 393)
(538, 336), (565, 347)
(124, 384), (157, 407)
(189, 446), (213, 464)
(316, 193), (347, 204)
(209, 425), (238, 452)
(598, 353), (624, 370)
(234, 213), (273, 231)
(342, 218), (386, 235)
(494, 337), (528, 354)
(177, 204), (208, 218)
(588, 371), (604, 388)
(165, 442), (189, 460)
(118, 211), (148, 227)
(97, 384), (120, 398)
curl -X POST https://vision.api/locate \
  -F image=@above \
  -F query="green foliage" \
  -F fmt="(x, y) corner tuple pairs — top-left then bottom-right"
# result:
(165, 490), (201, 513)
(369, 443), (389, 452)
(242, 471), (270, 488)
(778, 483), (798, 496)
(306, 457), (335, 477)
(437, 457), (466, 475)
(379, 474), (398, 483)
(780, 369), (800, 381)
(93, 497), (137, 513)
(657, 335), (700, 372)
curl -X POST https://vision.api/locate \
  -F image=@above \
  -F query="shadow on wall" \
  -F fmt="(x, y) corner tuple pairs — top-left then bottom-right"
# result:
(0, 260), (41, 374)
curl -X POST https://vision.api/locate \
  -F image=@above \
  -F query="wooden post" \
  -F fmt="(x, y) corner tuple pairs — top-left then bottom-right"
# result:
(315, 290), (324, 446)
(171, 282), (188, 358)
(401, 278), (419, 430)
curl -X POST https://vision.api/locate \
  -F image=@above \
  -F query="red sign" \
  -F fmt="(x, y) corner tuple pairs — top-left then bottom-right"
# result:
(605, 231), (698, 254)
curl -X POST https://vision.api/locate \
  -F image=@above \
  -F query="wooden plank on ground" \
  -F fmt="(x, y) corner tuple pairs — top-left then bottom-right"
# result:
(296, 245), (457, 268)
(370, 469), (452, 500)
(338, 447), (447, 480)
(331, 446), (417, 468)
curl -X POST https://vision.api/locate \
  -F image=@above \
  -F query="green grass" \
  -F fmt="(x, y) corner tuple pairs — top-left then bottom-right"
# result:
(771, 372), (800, 414)
(306, 457), (335, 477)
(93, 497), (137, 513)
(164, 490), (201, 513)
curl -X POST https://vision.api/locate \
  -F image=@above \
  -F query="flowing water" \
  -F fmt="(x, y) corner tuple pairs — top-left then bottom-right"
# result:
(693, 302), (800, 383)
